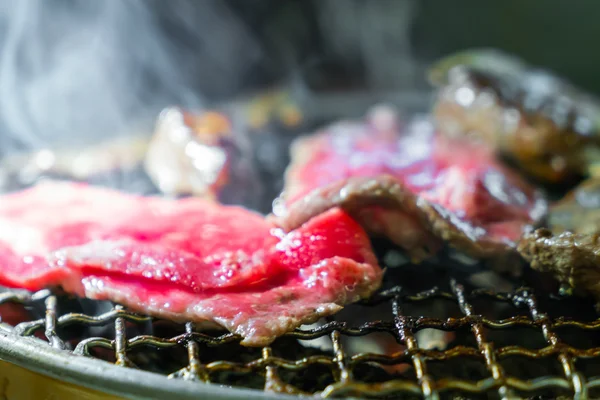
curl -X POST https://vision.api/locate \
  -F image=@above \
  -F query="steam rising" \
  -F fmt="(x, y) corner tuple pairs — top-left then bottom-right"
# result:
(316, 0), (418, 89)
(0, 0), (261, 153)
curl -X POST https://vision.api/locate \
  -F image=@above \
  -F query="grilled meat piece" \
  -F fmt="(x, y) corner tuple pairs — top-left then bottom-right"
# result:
(548, 177), (600, 235)
(272, 107), (547, 267)
(144, 107), (258, 205)
(429, 49), (600, 184)
(0, 181), (382, 346)
(518, 229), (600, 300)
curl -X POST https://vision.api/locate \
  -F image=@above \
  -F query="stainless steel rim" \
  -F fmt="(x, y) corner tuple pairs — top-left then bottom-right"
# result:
(0, 328), (290, 400)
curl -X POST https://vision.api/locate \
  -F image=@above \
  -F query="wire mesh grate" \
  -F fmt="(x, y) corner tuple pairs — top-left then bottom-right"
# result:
(1, 278), (600, 399)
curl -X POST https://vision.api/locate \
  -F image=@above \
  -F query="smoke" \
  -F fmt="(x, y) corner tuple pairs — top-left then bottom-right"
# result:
(315, 0), (421, 90)
(0, 0), (262, 152)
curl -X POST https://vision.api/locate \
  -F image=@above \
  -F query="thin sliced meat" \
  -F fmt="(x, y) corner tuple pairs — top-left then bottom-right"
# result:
(0, 181), (382, 345)
(0, 181), (274, 291)
(61, 255), (375, 346)
(272, 109), (547, 264)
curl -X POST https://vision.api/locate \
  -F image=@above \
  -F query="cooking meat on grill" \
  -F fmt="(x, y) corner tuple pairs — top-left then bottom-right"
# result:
(0, 181), (382, 346)
(272, 107), (547, 266)
(144, 107), (258, 205)
(429, 48), (600, 184)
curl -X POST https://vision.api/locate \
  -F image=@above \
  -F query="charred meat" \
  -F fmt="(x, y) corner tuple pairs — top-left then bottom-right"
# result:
(0, 181), (382, 346)
(429, 49), (600, 184)
(272, 107), (547, 264)
(518, 229), (600, 301)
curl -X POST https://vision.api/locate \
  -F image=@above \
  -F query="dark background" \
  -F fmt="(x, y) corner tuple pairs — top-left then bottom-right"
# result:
(194, 0), (600, 98)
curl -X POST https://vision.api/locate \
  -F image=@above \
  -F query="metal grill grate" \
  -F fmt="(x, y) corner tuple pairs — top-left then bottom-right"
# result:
(1, 277), (600, 399)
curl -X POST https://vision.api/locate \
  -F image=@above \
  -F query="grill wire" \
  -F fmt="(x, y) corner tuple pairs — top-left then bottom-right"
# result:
(2, 95), (599, 399)
(1, 276), (600, 399)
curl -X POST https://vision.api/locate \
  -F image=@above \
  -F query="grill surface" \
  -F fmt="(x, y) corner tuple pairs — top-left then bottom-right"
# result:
(0, 269), (599, 400)
(0, 92), (599, 399)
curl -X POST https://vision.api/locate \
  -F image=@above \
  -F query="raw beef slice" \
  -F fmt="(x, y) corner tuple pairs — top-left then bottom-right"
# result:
(0, 181), (382, 346)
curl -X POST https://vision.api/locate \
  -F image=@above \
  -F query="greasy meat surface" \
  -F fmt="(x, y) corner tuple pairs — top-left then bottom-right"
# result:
(548, 177), (600, 235)
(273, 108), (547, 264)
(522, 178), (600, 300)
(144, 107), (258, 205)
(518, 229), (600, 301)
(429, 49), (600, 184)
(0, 181), (382, 346)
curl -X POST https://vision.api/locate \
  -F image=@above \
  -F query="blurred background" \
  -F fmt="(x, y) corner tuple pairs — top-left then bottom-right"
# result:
(0, 0), (598, 150)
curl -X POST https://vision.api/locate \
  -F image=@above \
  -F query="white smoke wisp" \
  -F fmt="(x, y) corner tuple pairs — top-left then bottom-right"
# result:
(315, 0), (420, 90)
(0, 0), (262, 153)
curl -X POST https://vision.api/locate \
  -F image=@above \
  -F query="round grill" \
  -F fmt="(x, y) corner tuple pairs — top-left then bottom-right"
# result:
(1, 269), (599, 399)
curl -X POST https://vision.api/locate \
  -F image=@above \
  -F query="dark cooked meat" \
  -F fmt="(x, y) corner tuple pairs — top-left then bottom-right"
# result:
(0, 181), (382, 346)
(143, 107), (231, 198)
(518, 229), (600, 300)
(272, 108), (547, 265)
(144, 107), (258, 205)
(429, 48), (600, 184)
(6, 136), (149, 179)
(520, 178), (600, 300)
(548, 177), (600, 235)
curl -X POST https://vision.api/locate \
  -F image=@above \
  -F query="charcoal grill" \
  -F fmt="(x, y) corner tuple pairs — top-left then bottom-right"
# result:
(0, 92), (599, 400)
(0, 272), (600, 400)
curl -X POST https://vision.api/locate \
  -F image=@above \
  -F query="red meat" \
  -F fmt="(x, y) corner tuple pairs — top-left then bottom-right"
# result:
(0, 181), (382, 346)
(272, 109), (547, 263)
